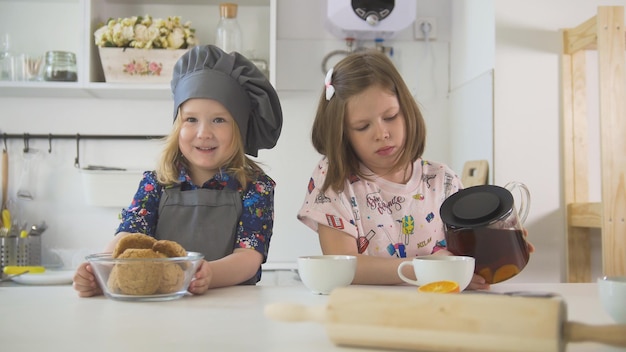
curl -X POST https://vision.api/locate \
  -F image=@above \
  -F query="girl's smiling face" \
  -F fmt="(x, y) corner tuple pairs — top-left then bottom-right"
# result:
(178, 98), (236, 185)
(345, 84), (407, 181)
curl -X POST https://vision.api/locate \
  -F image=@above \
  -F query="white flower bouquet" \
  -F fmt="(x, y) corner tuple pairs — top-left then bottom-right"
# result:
(94, 15), (197, 50)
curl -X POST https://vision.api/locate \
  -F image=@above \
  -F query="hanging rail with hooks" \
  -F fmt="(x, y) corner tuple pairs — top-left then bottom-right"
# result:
(1, 133), (166, 168)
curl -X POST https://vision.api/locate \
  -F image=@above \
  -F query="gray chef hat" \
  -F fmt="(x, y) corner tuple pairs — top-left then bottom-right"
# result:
(171, 45), (282, 157)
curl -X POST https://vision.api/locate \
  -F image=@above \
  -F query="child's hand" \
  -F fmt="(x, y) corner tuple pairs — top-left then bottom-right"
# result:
(73, 262), (103, 297)
(466, 273), (490, 291)
(522, 228), (535, 253)
(188, 260), (212, 295)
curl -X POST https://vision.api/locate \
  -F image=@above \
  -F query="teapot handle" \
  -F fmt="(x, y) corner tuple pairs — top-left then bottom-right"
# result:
(504, 181), (530, 224)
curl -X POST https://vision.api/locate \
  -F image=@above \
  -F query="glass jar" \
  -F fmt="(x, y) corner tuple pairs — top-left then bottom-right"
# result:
(42, 51), (77, 82)
(215, 3), (243, 54)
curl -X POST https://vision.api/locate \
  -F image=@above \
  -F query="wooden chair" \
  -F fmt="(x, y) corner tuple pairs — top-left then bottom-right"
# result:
(561, 6), (626, 282)
(461, 160), (489, 187)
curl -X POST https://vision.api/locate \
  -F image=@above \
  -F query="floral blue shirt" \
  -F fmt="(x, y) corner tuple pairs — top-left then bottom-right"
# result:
(116, 168), (275, 263)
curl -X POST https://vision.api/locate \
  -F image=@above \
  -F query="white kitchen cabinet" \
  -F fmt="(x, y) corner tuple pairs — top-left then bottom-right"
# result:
(0, 0), (275, 99)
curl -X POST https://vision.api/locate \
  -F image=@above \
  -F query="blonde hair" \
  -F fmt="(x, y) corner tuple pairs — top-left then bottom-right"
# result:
(156, 111), (264, 187)
(311, 49), (427, 193)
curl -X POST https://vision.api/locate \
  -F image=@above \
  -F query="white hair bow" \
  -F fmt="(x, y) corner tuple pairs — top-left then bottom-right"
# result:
(325, 68), (335, 101)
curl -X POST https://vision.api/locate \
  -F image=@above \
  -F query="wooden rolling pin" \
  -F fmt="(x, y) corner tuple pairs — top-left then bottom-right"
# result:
(265, 287), (626, 352)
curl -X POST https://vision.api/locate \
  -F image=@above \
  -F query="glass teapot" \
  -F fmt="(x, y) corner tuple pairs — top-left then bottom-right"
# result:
(439, 182), (530, 284)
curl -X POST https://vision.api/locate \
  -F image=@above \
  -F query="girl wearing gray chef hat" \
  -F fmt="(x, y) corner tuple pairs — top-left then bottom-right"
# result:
(73, 45), (283, 297)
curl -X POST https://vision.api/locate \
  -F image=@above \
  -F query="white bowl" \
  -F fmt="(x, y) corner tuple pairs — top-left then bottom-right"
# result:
(597, 276), (626, 323)
(297, 255), (357, 295)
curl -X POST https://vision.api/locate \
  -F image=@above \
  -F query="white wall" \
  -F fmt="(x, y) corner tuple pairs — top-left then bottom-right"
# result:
(448, 0), (495, 179)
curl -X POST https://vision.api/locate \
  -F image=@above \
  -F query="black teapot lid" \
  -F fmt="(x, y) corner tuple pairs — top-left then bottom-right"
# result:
(440, 185), (513, 228)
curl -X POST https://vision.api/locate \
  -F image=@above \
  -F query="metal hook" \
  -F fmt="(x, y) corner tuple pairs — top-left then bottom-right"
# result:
(23, 133), (30, 153)
(48, 134), (52, 153)
(74, 134), (80, 168)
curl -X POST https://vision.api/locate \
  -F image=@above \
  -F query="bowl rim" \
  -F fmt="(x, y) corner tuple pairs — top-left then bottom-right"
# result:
(298, 255), (357, 261)
(86, 251), (204, 262)
(411, 255), (475, 262)
(598, 276), (626, 283)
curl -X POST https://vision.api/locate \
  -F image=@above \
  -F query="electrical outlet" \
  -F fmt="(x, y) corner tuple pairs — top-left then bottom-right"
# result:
(414, 17), (437, 40)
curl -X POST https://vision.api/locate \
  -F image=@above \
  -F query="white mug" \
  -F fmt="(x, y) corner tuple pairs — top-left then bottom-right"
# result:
(397, 256), (475, 291)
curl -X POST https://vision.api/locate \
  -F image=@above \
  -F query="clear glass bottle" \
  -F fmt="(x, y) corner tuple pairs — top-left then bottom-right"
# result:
(0, 33), (12, 81)
(215, 3), (242, 54)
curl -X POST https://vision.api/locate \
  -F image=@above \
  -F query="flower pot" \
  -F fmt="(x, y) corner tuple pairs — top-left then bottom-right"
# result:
(98, 47), (187, 83)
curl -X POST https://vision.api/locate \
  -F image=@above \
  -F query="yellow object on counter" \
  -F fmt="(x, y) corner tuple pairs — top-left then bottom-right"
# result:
(1, 209), (10, 231)
(3, 266), (46, 275)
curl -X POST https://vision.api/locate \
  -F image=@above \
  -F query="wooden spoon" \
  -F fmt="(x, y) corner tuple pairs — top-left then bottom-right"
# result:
(1, 148), (7, 228)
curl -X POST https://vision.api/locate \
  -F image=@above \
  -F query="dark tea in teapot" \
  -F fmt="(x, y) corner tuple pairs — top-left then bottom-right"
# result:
(445, 227), (529, 284)
(440, 183), (531, 284)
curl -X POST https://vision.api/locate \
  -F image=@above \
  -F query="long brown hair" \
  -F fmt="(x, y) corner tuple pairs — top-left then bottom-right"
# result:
(156, 109), (263, 187)
(311, 49), (426, 193)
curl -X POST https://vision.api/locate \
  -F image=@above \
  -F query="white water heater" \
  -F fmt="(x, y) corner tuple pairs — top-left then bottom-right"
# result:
(325, 0), (416, 41)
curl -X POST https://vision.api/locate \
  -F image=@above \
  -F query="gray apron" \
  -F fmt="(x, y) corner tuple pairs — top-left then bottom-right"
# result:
(155, 185), (257, 285)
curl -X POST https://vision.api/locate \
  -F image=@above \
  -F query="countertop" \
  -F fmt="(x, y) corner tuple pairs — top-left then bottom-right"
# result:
(0, 276), (623, 352)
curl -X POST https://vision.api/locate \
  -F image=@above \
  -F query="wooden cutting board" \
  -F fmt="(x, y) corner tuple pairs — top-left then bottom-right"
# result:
(265, 287), (626, 352)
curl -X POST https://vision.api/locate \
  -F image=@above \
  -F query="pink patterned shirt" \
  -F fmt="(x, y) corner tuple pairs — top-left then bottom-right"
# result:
(297, 157), (462, 258)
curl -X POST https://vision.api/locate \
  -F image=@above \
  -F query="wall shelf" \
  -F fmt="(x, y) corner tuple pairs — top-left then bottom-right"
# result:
(0, 0), (276, 99)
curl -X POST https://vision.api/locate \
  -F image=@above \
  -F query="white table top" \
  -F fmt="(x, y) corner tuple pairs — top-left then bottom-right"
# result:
(0, 279), (623, 352)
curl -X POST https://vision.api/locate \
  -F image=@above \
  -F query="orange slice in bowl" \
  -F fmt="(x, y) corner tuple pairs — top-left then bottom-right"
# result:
(418, 280), (460, 293)
(493, 264), (520, 283)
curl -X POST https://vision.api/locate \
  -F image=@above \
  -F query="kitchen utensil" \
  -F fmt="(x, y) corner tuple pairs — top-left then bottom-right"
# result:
(1, 147), (8, 227)
(3, 265), (45, 275)
(16, 231), (28, 266)
(440, 182), (531, 284)
(2, 208), (11, 232)
(0, 208), (11, 238)
(26, 226), (43, 266)
(397, 255), (474, 291)
(265, 287), (626, 352)
(28, 221), (47, 237)
(0, 235), (16, 271)
(0, 270), (29, 282)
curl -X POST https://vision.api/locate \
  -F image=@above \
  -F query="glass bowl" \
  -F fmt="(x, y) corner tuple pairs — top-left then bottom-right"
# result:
(86, 252), (204, 302)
